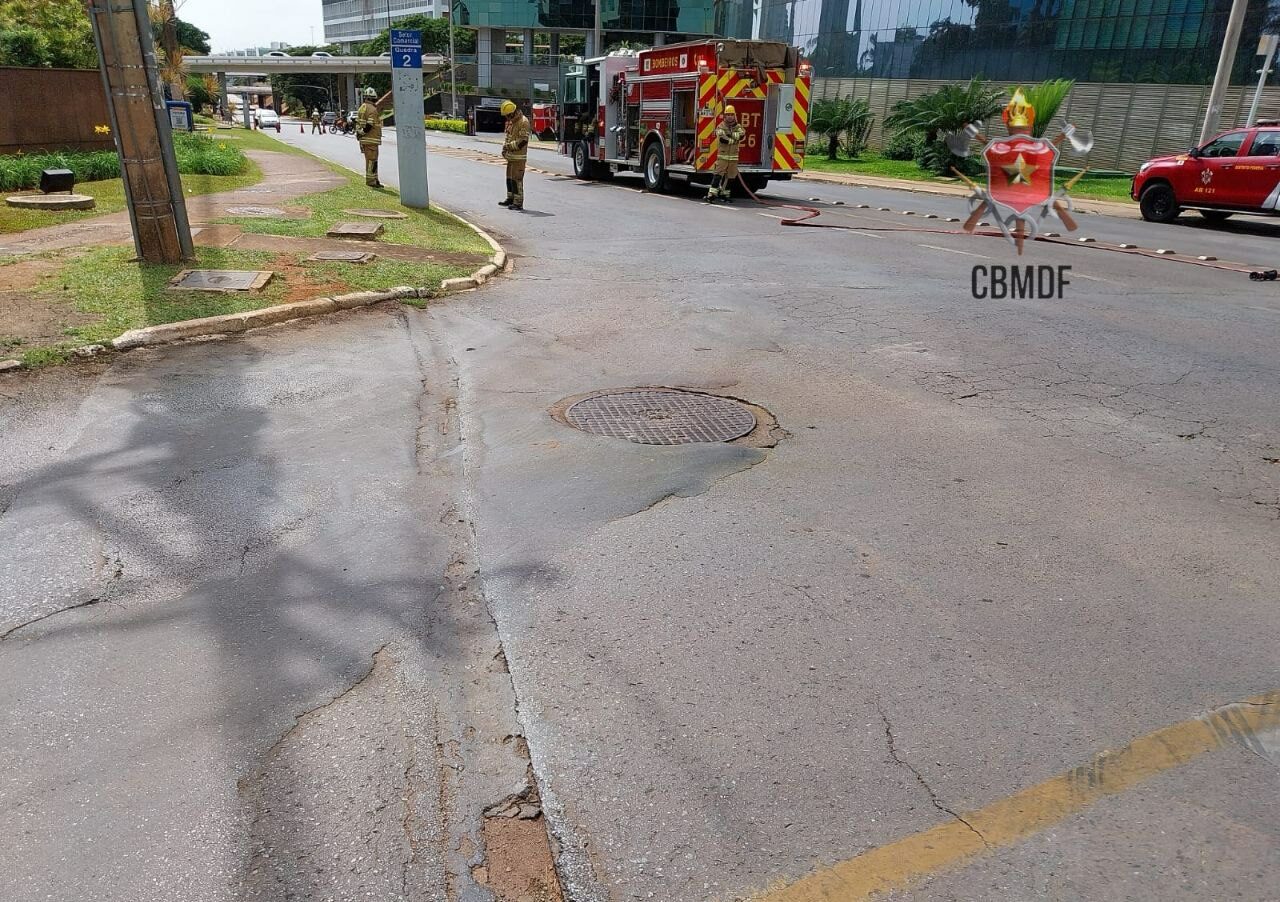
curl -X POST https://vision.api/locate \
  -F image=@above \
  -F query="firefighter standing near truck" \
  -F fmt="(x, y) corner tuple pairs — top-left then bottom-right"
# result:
(356, 87), (383, 189)
(499, 100), (530, 210)
(707, 105), (746, 203)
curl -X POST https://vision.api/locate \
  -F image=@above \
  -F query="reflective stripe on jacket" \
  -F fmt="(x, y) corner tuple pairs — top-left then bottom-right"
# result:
(716, 123), (746, 162)
(356, 102), (382, 146)
(503, 114), (531, 162)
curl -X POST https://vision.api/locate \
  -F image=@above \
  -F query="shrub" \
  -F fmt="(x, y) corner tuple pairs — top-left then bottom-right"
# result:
(424, 117), (467, 134)
(173, 133), (249, 176)
(810, 97), (873, 161)
(0, 150), (120, 191)
(1012, 79), (1074, 138)
(0, 135), (246, 191)
(883, 129), (924, 161)
(885, 77), (1005, 144)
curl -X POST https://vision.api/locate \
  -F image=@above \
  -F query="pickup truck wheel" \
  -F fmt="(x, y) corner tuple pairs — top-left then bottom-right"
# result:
(642, 143), (668, 192)
(572, 141), (594, 180)
(1139, 183), (1180, 223)
(1199, 209), (1233, 224)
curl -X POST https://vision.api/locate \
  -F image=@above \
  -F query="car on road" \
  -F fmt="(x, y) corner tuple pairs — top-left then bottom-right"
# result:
(254, 108), (282, 131)
(265, 51), (289, 58)
(311, 51), (333, 58)
(1133, 124), (1280, 224)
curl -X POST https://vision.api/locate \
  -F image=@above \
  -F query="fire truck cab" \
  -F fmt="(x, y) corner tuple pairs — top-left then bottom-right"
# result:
(558, 39), (811, 194)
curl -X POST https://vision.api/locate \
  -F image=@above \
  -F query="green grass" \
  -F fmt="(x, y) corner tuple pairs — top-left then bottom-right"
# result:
(0, 160), (264, 234)
(802, 151), (1134, 203)
(30, 245), (472, 351)
(221, 178), (492, 255)
(14, 127), (489, 365)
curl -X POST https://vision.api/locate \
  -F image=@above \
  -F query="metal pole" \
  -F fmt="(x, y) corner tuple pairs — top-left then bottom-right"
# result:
(449, 0), (458, 118)
(594, 0), (602, 57)
(1200, 0), (1250, 144)
(1247, 34), (1278, 126)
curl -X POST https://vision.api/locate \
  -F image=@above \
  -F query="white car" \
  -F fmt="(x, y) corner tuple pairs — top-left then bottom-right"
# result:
(265, 51), (289, 58)
(254, 109), (282, 131)
(311, 51), (333, 58)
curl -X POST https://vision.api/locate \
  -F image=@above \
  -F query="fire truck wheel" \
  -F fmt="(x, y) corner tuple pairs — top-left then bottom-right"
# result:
(1138, 183), (1180, 223)
(643, 143), (668, 192)
(572, 142), (594, 180)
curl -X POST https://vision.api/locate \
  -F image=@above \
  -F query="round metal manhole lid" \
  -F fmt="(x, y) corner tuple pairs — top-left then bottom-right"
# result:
(565, 389), (756, 445)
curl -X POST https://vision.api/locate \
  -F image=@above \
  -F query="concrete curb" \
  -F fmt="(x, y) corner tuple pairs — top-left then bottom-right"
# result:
(793, 169), (1140, 219)
(2, 208), (508, 372)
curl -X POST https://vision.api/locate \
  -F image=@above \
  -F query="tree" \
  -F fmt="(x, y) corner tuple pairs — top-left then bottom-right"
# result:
(1013, 79), (1073, 139)
(357, 15), (475, 56)
(0, 0), (97, 68)
(884, 77), (1005, 145)
(809, 97), (873, 160)
(150, 17), (209, 55)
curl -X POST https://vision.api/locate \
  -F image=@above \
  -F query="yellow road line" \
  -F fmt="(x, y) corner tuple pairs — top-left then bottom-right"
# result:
(754, 691), (1280, 902)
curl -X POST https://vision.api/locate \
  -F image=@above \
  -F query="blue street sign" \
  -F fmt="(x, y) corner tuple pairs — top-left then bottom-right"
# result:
(390, 29), (422, 69)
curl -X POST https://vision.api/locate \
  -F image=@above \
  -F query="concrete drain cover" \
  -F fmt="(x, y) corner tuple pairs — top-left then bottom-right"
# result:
(308, 250), (377, 263)
(343, 208), (409, 219)
(170, 269), (273, 291)
(565, 389), (756, 445)
(225, 205), (289, 217)
(327, 221), (384, 239)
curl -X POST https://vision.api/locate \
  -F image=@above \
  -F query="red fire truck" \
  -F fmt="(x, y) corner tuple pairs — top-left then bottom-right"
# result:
(558, 39), (812, 193)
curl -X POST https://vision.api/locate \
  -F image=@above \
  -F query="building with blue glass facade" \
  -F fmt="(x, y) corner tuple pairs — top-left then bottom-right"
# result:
(758, 0), (1278, 85)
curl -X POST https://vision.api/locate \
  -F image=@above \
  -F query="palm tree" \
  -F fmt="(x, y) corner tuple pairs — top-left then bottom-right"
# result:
(884, 76), (1005, 144)
(810, 97), (872, 160)
(1015, 79), (1073, 138)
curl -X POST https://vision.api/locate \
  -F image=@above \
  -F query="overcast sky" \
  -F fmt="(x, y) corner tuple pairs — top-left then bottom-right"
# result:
(180, 0), (327, 52)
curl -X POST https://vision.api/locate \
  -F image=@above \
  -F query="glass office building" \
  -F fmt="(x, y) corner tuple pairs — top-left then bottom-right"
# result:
(453, 0), (753, 41)
(322, 0), (447, 48)
(759, 0), (1278, 84)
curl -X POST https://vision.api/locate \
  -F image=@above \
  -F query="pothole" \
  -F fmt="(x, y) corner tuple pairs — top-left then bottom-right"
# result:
(553, 387), (773, 446)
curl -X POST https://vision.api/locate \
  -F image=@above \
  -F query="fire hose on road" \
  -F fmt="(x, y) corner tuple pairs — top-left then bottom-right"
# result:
(732, 173), (1279, 280)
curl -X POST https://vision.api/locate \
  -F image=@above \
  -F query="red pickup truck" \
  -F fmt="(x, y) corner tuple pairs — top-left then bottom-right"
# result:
(1132, 124), (1280, 224)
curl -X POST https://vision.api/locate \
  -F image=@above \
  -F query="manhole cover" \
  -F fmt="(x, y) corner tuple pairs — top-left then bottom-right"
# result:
(343, 208), (409, 219)
(308, 250), (377, 263)
(225, 205), (288, 217)
(170, 269), (273, 291)
(327, 221), (384, 240)
(565, 389), (756, 445)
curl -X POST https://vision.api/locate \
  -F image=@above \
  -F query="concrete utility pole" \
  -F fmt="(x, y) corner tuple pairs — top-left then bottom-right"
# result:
(87, 0), (193, 264)
(1246, 32), (1278, 126)
(593, 0), (602, 57)
(1200, 0), (1250, 144)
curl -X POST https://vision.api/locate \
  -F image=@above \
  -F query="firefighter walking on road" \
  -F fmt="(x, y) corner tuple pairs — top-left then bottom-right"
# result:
(499, 100), (530, 211)
(311, 108), (321, 133)
(356, 87), (384, 189)
(707, 105), (746, 203)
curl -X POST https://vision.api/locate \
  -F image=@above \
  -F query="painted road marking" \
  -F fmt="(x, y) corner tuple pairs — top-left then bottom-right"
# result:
(918, 243), (986, 258)
(753, 690), (1280, 902)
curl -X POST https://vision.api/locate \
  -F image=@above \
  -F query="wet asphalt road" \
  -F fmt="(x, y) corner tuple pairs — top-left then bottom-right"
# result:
(2, 124), (1279, 901)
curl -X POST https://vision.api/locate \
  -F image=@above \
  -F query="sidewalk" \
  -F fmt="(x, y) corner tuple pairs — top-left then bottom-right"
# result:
(0, 151), (347, 256)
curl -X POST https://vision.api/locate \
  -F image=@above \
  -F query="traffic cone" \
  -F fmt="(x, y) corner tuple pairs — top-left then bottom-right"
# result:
(300, 122), (305, 133)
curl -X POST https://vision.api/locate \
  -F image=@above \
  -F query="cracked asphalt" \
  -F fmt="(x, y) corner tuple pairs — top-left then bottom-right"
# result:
(2, 125), (1278, 901)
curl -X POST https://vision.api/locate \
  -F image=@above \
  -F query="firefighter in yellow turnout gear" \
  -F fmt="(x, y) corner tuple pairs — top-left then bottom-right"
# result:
(356, 87), (384, 188)
(499, 100), (530, 211)
(707, 105), (746, 203)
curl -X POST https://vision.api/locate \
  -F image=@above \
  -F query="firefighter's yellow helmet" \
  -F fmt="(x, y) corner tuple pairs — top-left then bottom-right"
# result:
(500, 100), (517, 116)
(724, 104), (737, 115)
